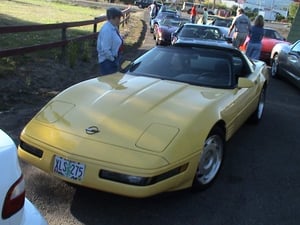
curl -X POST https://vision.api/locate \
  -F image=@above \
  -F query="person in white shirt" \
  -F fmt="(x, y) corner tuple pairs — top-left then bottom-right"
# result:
(202, 7), (208, 24)
(97, 7), (124, 75)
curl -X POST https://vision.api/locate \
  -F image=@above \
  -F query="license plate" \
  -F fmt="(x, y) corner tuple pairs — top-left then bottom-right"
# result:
(53, 156), (85, 181)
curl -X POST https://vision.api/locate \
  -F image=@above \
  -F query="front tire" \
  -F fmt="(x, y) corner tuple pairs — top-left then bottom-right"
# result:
(192, 127), (224, 191)
(249, 87), (266, 123)
(271, 54), (279, 78)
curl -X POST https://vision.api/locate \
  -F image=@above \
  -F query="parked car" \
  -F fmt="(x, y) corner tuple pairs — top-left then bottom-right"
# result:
(209, 16), (233, 28)
(153, 17), (190, 45)
(150, 6), (179, 33)
(0, 129), (48, 225)
(134, 0), (152, 8)
(171, 23), (232, 44)
(240, 27), (290, 64)
(270, 40), (300, 89)
(18, 41), (269, 198)
(197, 14), (218, 25)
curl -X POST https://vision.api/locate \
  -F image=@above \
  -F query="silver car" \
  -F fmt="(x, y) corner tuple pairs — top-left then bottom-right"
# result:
(0, 129), (48, 225)
(270, 40), (300, 89)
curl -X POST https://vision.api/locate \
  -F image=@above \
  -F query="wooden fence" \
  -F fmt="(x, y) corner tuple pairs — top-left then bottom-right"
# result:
(0, 7), (131, 58)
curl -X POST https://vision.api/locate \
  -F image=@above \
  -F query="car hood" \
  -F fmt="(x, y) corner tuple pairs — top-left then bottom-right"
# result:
(262, 38), (288, 51)
(31, 73), (227, 153)
(177, 37), (229, 45)
(160, 25), (178, 32)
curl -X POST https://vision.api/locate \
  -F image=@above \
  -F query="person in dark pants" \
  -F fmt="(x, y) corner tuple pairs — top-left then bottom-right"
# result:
(97, 7), (124, 75)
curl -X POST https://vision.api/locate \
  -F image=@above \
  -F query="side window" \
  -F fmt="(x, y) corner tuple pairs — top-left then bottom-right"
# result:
(291, 42), (300, 53)
(232, 57), (243, 77)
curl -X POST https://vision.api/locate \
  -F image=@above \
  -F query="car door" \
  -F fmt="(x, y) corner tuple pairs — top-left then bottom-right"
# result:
(222, 56), (260, 136)
(285, 41), (300, 82)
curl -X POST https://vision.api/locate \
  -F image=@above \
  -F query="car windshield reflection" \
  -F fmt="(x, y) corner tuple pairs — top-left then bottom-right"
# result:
(127, 46), (234, 88)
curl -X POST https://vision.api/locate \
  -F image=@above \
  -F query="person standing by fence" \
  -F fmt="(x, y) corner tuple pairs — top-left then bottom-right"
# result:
(246, 15), (264, 60)
(97, 7), (124, 75)
(228, 7), (251, 48)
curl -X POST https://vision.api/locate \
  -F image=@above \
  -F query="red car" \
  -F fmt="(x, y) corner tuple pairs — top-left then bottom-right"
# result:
(240, 27), (290, 64)
(153, 17), (189, 45)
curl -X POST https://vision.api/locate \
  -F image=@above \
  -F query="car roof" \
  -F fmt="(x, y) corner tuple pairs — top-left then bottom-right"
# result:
(181, 23), (229, 32)
(173, 40), (238, 52)
(264, 27), (276, 31)
(183, 23), (221, 27)
(213, 16), (233, 20)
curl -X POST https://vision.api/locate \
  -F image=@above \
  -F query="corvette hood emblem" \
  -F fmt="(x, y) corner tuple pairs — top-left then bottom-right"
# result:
(85, 126), (100, 135)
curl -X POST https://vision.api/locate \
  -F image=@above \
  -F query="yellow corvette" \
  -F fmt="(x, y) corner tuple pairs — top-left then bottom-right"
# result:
(18, 42), (269, 198)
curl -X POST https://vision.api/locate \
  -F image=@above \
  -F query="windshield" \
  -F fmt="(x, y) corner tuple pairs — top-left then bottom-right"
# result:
(264, 29), (284, 40)
(213, 18), (232, 27)
(126, 46), (235, 88)
(178, 25), (227, 41)
(161, 18), (189, 27)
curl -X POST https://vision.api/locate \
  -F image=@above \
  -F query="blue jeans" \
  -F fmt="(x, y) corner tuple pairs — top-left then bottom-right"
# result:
(99, 58), (119, 76)
(190, 16), (196, 23)
(246, 42), (262, 60)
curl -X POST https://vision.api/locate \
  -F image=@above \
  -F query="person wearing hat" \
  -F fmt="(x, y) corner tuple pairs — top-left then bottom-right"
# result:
(97, 7), (124, 75)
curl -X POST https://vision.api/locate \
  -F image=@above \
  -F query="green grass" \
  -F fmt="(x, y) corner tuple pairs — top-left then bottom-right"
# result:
(0, 0), (143, 74)
(0, 0), (105, 49)
(0, 0), (105, 24)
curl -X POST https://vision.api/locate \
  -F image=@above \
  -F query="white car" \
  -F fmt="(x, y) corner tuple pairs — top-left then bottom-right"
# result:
(0, 129), (48, 225)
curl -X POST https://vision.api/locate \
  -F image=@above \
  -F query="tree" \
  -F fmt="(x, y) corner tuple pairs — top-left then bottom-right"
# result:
(289, 2), (299, 19)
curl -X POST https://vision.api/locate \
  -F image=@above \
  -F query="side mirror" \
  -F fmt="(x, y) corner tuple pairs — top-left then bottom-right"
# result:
(225, 36), (232, 43)
(237, 77), (255, 88)
(120, 60), (132, 73)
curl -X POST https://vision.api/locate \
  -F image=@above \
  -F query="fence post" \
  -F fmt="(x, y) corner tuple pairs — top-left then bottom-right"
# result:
(61, 25), (67, 62)
(93, 17), (98, 33)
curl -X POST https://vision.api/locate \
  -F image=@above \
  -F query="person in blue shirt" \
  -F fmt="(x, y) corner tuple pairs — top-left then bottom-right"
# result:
(246, 15), (264, 60)
(97, 7), (124, 75)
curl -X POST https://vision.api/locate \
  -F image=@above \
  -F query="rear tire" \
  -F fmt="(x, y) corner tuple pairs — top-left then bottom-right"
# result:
(192, 127), (224, 191)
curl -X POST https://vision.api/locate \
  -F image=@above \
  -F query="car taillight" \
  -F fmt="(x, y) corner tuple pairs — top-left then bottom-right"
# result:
(2, 175), (25, 219)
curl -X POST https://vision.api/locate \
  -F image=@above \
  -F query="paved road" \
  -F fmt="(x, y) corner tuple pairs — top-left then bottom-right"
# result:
(21, 10), (300, 225)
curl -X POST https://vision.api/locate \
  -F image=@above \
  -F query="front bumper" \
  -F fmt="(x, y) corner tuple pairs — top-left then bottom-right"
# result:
(18, 135), (199, 198)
